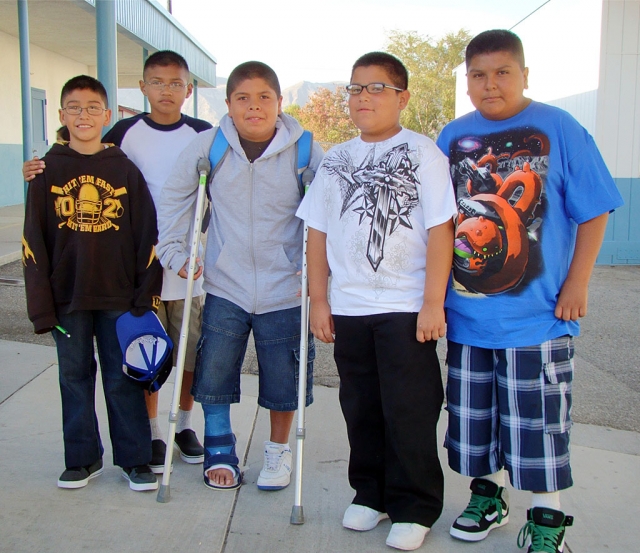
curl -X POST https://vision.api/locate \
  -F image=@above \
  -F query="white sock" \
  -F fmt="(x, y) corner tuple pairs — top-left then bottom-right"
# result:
(266, 440), (290, 450)
(531, 491), (561, 511)
(150, 417), (163, 441)
(176, 408), (192, 433)
(481, 469), (506, 488)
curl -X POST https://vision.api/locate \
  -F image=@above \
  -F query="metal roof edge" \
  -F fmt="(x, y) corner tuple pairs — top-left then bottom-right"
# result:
(81, 0), (216, 86)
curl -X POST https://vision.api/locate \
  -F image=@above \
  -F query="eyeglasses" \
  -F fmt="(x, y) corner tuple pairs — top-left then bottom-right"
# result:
(345, 83), (405, 95)
(62, 106), (106, 116)
(144, 81), (187, 91)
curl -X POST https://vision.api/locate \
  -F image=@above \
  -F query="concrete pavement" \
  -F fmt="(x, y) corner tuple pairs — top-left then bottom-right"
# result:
(1, 339), (639, 553)
(1, 203), (638, 552)
(0, 204), (23, 267)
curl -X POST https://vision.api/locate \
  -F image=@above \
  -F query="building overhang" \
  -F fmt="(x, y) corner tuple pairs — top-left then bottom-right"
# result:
(0, 0), (216, 88)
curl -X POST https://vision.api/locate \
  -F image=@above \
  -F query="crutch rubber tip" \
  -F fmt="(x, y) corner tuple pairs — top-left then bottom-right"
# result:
(290, 505), (305, 525)
(156, 484), (171, 503)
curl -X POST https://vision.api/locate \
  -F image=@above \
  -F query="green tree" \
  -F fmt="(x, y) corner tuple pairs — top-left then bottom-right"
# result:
(285, 87), (358, 148)
(386, 29), (471, 140)
(284, 103), (301, 120)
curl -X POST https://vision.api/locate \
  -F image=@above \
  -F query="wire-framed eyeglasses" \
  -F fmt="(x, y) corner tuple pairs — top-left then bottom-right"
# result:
(61, 106), (106, 116)
(345, 83), (405, 95)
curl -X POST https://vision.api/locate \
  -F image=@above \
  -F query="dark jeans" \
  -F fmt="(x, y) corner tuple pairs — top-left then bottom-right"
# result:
(53, 310), (151, 469)
(333, 313), (444, 527)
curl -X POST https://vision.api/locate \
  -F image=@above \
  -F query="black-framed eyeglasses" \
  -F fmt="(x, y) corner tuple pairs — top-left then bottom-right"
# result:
(144, 81), (188, 91)
(345, 83), (405, 95)
(61, 106), (106, 116)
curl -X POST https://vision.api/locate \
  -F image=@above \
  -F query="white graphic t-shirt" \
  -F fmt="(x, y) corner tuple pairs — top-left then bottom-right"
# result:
(297, 128), (456, 316)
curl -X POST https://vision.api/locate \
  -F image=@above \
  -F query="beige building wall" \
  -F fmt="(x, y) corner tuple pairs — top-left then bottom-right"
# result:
(0, 29), (89, 146)
(0, 30), (25, 145)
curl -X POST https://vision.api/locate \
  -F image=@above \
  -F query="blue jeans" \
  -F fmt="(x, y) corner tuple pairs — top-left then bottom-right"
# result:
(193, 295), (314, 410)
(53, 310), (152, 469)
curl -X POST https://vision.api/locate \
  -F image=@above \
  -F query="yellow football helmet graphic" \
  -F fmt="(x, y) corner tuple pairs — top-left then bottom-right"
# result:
(75, 184), (102, 225)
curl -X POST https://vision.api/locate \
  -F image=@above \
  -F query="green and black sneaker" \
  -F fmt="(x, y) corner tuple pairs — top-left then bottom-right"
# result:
(517, 507), (574, 553)
(450, 478), (509, 541)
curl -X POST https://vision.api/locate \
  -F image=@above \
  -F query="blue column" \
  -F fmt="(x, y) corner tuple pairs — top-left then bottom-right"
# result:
(143, 48), (149, 113)
(193, 78), (198, 119)
(18, 0), (32, 201)
(96, 0), (117, 131)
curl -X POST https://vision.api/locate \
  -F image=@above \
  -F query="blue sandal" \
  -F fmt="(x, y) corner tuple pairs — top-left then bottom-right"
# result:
(203, 434), (243, 491)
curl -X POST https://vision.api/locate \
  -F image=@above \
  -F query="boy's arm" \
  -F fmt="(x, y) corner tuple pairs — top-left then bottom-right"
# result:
(417, 218), (454, 342)
(157, 130), (213, 274)
(307, 227), (334, 344)
(129, 169), (162, 315)
(22, 177), (58, 333)
(555, 212), (609, 321)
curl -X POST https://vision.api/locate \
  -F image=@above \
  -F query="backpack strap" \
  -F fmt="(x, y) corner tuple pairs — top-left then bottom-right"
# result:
(208, 127), (231, 183)
(295, 130), (313, 197)
(201, 128), (231, 232)
(208, 127), (313, 197)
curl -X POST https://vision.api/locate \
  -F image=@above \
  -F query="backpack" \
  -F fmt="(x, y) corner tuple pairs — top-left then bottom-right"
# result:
(207, 128), (313, 196)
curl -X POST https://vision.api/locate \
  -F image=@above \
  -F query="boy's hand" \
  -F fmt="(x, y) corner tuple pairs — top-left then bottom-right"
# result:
(23, 157), (45, 182)
(554, 213), (608, 322)
(416, 302), (446, 342)
(178, 257), (203, 280)
(310, 299), (334, 343)
(296, 269), (302, 297)
(555, 279), (588, 321)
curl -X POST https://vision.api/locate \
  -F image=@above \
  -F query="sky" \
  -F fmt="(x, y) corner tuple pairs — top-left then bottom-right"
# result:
(171, 0), (551, 89)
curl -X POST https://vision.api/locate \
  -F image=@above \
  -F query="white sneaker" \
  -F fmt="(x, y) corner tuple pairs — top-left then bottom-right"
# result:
(256, 441), (292, 490)
(386, 523), (430, 551)
(342, 504), (389, 531)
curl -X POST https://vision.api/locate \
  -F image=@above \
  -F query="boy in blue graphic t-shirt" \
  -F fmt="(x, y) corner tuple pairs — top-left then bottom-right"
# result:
(436, 30), (623, 553)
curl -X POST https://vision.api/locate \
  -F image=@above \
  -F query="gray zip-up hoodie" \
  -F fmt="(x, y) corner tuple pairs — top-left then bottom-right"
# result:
(157, 113), (324, 314)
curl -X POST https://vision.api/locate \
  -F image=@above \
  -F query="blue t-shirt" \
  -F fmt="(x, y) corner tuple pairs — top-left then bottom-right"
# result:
(437, 101), (624, 348)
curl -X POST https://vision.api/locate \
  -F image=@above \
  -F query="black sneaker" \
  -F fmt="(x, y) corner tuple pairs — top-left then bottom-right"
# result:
(174, 429), (204, 464)
(517, 507), (573, 553)
(149, 439), (172, 474)
(57, 459), (104, 489)
(121, 465), (158, 491)
(450, 478), (509, 541)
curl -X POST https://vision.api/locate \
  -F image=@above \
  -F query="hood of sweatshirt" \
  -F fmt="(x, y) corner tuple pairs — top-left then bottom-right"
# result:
(218, 112), (305, 161)
(45, 142), (126, 161)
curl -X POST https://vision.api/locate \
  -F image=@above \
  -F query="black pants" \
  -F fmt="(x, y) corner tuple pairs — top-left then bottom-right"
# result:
(333, 313), (444, 527)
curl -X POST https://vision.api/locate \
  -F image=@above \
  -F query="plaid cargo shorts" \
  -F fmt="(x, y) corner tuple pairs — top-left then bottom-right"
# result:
(445, 336), (574, 491)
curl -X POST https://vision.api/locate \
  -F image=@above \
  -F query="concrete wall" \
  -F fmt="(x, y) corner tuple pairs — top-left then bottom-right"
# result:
(0, 30), (89, 207)
(596, 0), (640, 179)
(596, 0), (640, 264)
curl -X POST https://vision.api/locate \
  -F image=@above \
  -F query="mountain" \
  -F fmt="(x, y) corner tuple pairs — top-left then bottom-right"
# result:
(117, 80), (346, 127)
(182, 86), (227, 125)
(281, 81), (347, 109)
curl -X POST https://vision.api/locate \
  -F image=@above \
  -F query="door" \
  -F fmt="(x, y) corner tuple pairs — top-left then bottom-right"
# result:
(31, 88), (48, 158)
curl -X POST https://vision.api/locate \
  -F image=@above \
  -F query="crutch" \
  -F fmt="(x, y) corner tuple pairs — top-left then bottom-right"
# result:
(290, 168), (316, 524)
(157, 157), (211, 503)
